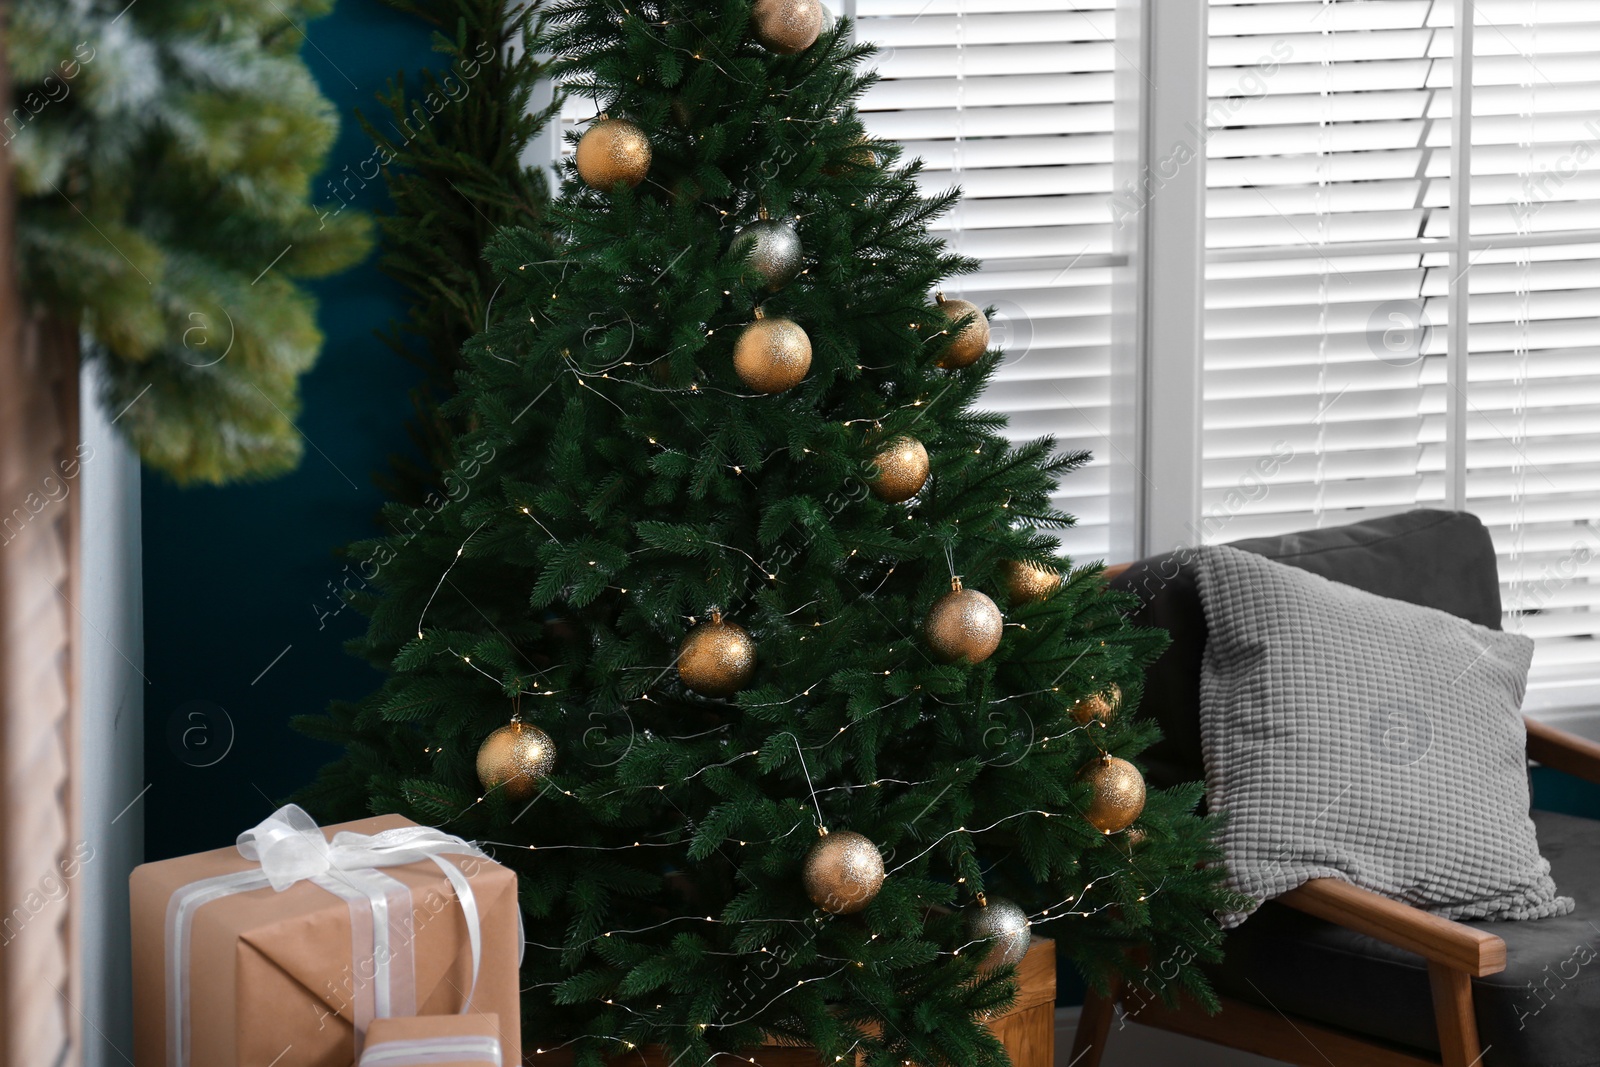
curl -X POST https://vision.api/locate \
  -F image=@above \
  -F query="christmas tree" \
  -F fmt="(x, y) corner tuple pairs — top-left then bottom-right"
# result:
(362, 0), (560, 506)
(299, 0), (1236, 1061)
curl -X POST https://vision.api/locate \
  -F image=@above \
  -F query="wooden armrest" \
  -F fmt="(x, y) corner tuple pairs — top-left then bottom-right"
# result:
(1524, 715), (1600, 787)
(1278, 878), (1506, 977)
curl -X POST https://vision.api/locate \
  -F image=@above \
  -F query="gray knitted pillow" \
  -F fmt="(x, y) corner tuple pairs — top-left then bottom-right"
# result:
(1196, 544), (1571, 929)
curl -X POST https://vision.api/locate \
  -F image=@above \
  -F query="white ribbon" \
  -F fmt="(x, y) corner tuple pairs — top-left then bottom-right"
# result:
(359, 1035), (503, 1066)
(164, 804), (490, 1067)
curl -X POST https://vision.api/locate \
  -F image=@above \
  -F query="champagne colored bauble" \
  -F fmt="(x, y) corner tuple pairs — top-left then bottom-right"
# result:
(823, 137), (879, 176)
(1125, 826), (1148, 847)
(1071, 683), (1122, 726)
(1000, 559), (1061, 605)
(734, 310), (812, 394)
(751, 0), (824, 54)
(731, 216), (804, 291)
(677, 612), (756, 696)
(963, 896), (1031, 972)
(847, 138), (879, 169)
(866, 435), (928, 503)
(1078, 755), (1146, 834)
(575, 117), (652, 190)
(935, 293), (990, 369)
(925, 577), (1004, 664)
(803, 829), (884, 914)
(475, 721), (557, 801)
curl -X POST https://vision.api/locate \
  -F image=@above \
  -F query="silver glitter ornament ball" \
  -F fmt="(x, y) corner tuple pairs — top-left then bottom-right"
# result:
(964, 896), (1031, 972)
(803, 829), (885, 914)
(731, 218), (803, 291)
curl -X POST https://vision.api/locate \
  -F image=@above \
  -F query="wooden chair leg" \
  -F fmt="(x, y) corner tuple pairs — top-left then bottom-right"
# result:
(1068, 977), (1121, 1067)
(1428, 961), (1483, 1067)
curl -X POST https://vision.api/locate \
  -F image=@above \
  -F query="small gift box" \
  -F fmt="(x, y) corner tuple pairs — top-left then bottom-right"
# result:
(359, 1014), (506, 1066)
(130, 805), (522, 1067)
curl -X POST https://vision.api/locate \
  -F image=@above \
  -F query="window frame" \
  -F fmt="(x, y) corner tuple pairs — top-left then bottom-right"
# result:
(844, 0), (1600, 723)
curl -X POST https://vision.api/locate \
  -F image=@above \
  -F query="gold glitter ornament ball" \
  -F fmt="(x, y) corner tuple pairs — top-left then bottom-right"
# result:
(1071, 683), (1122, 725)
(963, 896), (1031, 972)
(733, 310), (811, 394)
(1078, 755), (1145, 834)
(751, 0), (824, 54)
(677, 612), (756, 696)
(823, 136), (878, 176)
(925, 577), (1004, 664)
(803, 829), (885, 914)
(866, 435), (928, 503)
(475, 721), (557, 801)
(575, 117), (652, 190)
(935, 293), (990, 369)
(1000, 559), (1061, 605)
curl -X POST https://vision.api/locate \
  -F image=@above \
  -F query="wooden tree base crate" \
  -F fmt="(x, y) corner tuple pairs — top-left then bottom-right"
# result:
(975, 936), (1056, 1067)
(526, 937), (1055, 1067)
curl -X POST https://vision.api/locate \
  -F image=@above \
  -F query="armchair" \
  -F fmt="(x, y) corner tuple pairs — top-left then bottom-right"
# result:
(1070, 511), (1600, 1067)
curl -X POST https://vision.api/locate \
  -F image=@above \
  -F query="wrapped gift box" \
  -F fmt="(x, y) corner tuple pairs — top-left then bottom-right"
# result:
(131, 807), (522, 1067)
(360, 1014), (506, 1066)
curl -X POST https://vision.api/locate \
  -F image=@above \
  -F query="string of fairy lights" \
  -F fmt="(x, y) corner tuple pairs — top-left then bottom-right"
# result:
(416, 512), (1151, 1055)
(417, 466), (1148, 1047)
(432, 549), (1150, 1053)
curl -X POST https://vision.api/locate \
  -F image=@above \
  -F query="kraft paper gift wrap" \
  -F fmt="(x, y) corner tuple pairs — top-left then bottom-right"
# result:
(359, 1014), (505, 1067)
(130, 806), (522, 1067)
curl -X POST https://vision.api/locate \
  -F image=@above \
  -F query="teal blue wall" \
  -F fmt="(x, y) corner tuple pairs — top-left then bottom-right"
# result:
(1531, 766), (1600, 820)
(141, 0), (438, 860)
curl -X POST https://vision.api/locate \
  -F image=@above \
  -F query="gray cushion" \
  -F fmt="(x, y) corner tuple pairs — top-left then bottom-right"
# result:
(1213, 809), (1600, 1067)
(1109, 509), (1505, 791)
(1197, 544), (1569, 927)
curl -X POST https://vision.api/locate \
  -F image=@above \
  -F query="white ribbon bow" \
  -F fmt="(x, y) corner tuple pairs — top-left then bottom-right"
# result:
(238, 803), (486, 894)
(235, 804), (487, 1015)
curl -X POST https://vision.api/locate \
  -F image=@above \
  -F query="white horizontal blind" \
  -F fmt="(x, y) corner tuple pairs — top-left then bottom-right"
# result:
(855, 0), (1119, 559)
(1202, 0), (1600, 720)
(1466, 2), (1600, 717)
(554, 79), (589, 161)
(1201, 0), (1453, 546)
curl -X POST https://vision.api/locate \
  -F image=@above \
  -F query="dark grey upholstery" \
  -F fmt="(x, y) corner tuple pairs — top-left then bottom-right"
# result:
(1217, 811), (1600, 1067)
(1110, 509), (1599, 1066)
